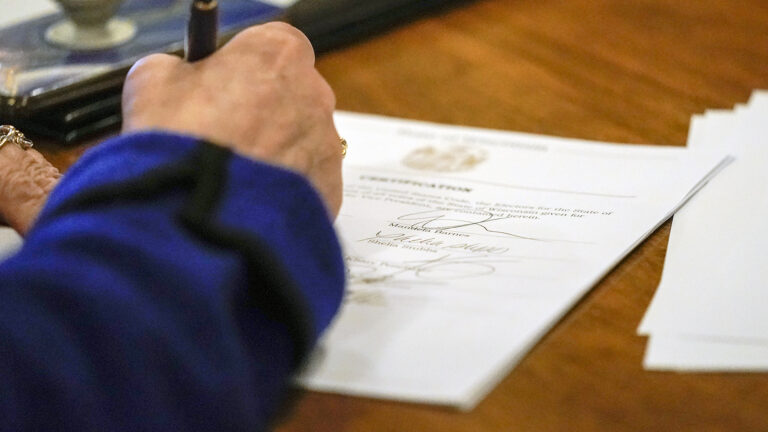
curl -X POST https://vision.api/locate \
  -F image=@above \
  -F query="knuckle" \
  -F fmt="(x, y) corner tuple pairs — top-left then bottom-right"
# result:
(261, 22), (308, 43)
(302, 73), (336, 116)
(235, 25), (266, 43)
(128, 54), (176, 75)
(236, 22), (309, 49)
(227, 23), (314, 68)
(126, 54), (178, 84)
(316, 77), (337, 112)
(263, 23), (313, 56)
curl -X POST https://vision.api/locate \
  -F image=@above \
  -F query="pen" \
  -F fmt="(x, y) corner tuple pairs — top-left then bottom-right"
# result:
(185, 0), (219, 62)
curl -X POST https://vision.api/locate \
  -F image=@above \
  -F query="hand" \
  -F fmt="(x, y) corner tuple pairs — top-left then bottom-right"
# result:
(0, 143), (62, 235)
(122, 22), (343, 217)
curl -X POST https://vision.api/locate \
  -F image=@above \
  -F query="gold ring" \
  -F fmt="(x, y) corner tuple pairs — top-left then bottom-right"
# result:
(0, 125), (33, 151)
(340, 137), (347, 158)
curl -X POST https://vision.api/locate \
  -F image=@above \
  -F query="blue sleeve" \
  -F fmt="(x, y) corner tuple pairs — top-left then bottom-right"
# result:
(0, 132), (345, 431)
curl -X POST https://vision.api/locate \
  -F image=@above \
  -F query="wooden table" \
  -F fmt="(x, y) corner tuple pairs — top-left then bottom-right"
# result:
(40, 0), (768, 430)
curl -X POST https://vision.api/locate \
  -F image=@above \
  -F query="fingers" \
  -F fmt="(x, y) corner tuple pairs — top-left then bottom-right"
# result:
(122, 53), (185, 132)
(321, 134), (344, 218)
(119, 22), (342, 217)
(304, 122), (344, 219)
(311, 70), (337, 114)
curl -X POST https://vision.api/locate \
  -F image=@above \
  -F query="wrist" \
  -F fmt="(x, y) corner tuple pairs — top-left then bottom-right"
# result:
(0, 145), (61, 234)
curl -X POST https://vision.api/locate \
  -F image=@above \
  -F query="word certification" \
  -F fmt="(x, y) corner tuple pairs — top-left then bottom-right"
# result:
(297, 112), (729, 410)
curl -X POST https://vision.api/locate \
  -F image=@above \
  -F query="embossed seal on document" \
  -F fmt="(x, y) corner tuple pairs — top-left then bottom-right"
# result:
(402, 145), (488, 172)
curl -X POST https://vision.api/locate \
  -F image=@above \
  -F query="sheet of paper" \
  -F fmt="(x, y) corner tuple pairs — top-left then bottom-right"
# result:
(639, 95), (768, 341)
(639, 91), (768, 371)
(296, 112), (728, 409)
(637, 108), (741, 333)
(644, 336), (768, 371)
(0, 227), (22, 262)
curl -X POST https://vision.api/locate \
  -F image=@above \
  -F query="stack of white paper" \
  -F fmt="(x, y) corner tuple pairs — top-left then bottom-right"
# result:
(639, 91), (768, 371)
(298, 112), (730, 409)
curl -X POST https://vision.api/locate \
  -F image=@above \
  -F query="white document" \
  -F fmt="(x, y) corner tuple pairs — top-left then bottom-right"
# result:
(644, 336), (768, 371)
(642, 93), (768, 367)
(0, 227), (22, 262)
(297, 112), (729, 409)
(639, 92), (768, 371)
(638, 108), (741, 334)
(640, 95), (768, 340)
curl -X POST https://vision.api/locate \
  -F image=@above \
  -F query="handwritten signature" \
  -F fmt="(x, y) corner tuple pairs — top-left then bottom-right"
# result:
(394, 209), (542, 240)
(347, 254), (519, 285)
(359, 231), (510, 255)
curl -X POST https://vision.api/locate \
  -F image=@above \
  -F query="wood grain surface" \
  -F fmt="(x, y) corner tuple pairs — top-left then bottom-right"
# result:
(280, 0), (768, 431)
(38, 0), (768, 430)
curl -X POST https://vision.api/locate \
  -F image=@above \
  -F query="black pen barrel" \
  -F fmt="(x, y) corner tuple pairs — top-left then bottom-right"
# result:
(185, 0), (219, 62)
